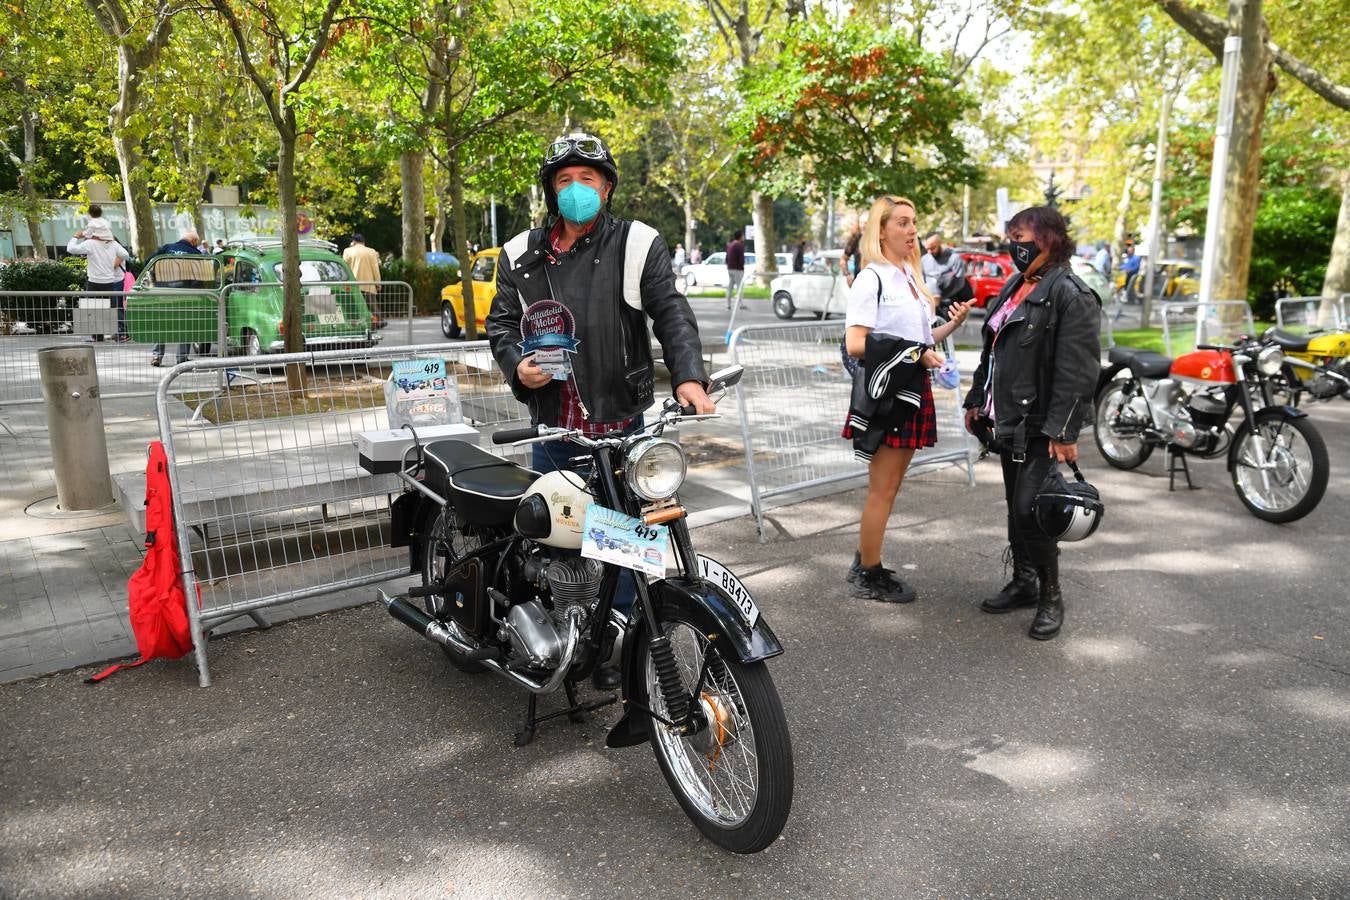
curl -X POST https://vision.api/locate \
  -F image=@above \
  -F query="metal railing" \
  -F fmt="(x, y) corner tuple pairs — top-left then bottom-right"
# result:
(0, 281), (414, 410)
(156, 340), (522, 686)
(728, 321), (976, 540)
(1275, 295), (1349, 332)
(1160, 300), (1255, 357)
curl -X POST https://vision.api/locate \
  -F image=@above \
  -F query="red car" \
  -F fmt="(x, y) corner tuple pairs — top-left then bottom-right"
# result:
(958, 250), (1014, 309)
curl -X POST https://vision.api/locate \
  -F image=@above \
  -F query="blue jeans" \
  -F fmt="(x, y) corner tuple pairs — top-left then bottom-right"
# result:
(530, 417), (644, 615)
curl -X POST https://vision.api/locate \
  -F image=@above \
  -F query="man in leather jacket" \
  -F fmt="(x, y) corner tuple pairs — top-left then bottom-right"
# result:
(487, 132), (712, 440)
(963, 207), (1100, 641)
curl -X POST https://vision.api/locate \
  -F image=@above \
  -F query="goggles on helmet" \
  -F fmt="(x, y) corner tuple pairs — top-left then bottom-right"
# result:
(544, 135), (609, 165)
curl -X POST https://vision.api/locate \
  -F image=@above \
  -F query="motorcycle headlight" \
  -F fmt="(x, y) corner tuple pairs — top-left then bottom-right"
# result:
(625, 438), (687, 501)
(1256, 346), (1285, 376)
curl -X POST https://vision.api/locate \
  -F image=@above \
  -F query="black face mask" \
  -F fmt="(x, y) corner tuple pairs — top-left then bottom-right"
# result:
(1010, 239), (1040, 272)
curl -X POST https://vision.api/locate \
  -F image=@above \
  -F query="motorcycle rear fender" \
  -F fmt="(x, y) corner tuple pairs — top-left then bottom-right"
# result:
(1096, 361), (1127, 398)
(1226, 406), (1306, 472)
(390, 490), (443, 573)
(606, 575), (783, 750)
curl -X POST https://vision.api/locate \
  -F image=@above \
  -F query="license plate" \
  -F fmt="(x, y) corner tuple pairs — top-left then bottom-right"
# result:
(696, 555), (759, 627)
(317, 313), (343, 325)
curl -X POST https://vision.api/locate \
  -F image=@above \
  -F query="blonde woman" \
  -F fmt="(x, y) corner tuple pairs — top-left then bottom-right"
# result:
(842, 196), (969, 602)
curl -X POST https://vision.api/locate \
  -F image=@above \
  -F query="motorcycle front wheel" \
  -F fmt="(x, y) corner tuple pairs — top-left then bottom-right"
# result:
(421, 506), (491, 673)
(1230, 414), (1329, 523)
(641, 616), (793, 853)
(1094, 383), (1154, 469)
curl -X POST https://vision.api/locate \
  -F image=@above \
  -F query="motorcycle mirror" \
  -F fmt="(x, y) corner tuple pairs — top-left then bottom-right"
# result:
(708, 364), (744, 392)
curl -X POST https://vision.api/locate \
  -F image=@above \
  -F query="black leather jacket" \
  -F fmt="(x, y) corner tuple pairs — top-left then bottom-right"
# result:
(486, 212), (708, 426)
(964, 265), (1101, 445)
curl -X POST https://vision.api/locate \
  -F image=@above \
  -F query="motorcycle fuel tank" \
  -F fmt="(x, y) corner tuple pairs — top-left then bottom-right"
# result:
(519, 470), (593, 550)
(1305, 331), (1350, 359)
(1171, 349), (1235, 386)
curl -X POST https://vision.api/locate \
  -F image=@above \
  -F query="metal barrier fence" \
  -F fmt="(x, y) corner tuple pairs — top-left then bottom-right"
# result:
(1275, 295), (1349, 332)
(728, 321), (976, 539)
(1160, 300), (1255, 357)
(0, 281), (413, 410)
(157, 340), (526, 686)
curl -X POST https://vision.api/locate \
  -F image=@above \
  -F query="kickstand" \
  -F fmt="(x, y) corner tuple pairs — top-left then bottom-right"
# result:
(1167, 447), (1198, 491)
(513, 684), (619, 747)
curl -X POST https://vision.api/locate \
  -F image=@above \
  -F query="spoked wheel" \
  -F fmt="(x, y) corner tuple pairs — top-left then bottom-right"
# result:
(641, 616), (793, 853)
(1094, 383), (1154, 469)
(1230, 414), (1329, 523)
(421, 507), (492, 672)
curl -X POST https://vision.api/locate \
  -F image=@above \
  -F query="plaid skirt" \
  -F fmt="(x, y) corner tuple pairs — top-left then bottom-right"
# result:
(841, 373), (937, 451)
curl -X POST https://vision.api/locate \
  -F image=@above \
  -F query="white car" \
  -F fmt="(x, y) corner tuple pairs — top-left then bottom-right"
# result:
(682, 252), (793, 288)
(768, 249), (848, 319)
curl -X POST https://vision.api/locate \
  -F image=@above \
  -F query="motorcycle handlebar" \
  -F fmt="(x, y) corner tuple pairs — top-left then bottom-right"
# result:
(492, 425), (542, 445)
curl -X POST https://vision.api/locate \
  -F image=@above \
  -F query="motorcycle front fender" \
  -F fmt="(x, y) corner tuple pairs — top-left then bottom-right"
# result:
(606, 574), (783, 750)
(1226, 406), (1307, 472)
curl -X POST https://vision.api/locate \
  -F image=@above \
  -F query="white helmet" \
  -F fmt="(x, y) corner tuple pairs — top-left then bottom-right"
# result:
(513, 470), (593, 550)
(1034, 461), (1104, 542)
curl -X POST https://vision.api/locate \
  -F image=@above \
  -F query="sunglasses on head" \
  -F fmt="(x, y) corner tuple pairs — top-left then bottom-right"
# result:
(544, 135), (609, 164)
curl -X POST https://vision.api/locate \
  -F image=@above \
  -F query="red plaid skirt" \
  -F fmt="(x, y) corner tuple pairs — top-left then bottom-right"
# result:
(841, 373), (937, 450)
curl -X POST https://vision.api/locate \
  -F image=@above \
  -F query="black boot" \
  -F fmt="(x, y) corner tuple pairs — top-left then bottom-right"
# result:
(1028, 559), (1064, 641)
(980, 544), (1038, 614)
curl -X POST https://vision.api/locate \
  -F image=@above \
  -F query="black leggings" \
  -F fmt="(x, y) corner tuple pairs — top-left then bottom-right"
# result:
(999, 434), (1058, 566)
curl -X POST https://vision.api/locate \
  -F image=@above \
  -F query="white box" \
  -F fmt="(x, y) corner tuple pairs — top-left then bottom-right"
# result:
(357, 423), (481, 474)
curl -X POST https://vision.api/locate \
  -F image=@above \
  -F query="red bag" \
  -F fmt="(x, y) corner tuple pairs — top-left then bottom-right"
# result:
(87, 441), (195, 682)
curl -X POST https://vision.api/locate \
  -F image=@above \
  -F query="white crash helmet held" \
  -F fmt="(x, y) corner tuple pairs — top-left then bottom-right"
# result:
(1034, 460), (1104, 542)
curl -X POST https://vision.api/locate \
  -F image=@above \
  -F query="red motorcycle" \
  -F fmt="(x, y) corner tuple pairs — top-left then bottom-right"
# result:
(1093, 335), (1330, 523)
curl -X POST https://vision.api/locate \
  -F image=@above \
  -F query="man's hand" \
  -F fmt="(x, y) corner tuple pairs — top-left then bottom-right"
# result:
(964, 407), (981, 435)
(1048, 439), (1078, 464)
(675, 380), (715, 414)
(515, 354), (551, 389)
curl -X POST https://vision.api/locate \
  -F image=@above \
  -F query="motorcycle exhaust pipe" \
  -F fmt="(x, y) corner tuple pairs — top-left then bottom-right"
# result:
(379, 590), (500, 662)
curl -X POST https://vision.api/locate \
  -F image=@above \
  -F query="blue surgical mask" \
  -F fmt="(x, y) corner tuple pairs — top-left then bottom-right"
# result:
(556, 182), (602, 224)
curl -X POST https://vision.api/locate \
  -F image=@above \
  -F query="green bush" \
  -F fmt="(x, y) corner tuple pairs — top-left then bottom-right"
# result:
(382, 259), (462, 315)
(1248, 185), (1338, 320)
(0, 260), (84, 329)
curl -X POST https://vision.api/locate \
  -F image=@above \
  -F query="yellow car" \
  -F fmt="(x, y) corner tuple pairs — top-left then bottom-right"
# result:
(440, 248), (498, 338)
(1118, 258), (1200, 301)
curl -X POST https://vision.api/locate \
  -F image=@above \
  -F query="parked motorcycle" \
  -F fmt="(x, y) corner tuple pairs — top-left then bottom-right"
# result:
(372, 365), (793, 853)
(1261, 326), (1350, 405)
(1093, 336), (1330, 522)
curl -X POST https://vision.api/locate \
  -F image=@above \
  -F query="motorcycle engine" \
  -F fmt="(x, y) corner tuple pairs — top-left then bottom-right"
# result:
(500, 557), (602, 670)
(1179, 388), (1229, 456)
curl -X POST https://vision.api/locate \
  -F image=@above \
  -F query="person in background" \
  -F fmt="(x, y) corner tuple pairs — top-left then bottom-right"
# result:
(842, 228), (863, 286)
(792, 239), (806, 273)
(1118, 243), (1141, 303)
(214, 239), (226, 254)
(342, 233), (382, 311)
(921, 230), (973, 319)
(1093, 242), (1112, 278)
(149, 230), (205, 366)
(963, 206), (1100, 641)
(841, 196), (969, 604)
(689, 244), (701, 266)
(724, 231), (745, 310)
(66, 208), (129, 343)
(672, 242), (686, 275)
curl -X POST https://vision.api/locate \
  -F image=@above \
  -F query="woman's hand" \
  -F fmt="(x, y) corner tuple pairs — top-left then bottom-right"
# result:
(1048, 440), (1078, 464)
(946, 300), (971, 325)
(920, 349), (945, 369)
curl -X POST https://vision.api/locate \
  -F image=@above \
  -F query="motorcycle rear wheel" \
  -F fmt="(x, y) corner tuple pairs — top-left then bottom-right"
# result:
(1230, 415), (1329, 523)
(1094, 383), (1154, 469)
(641, 615), (793, 854)
(421, 507), (490, 673)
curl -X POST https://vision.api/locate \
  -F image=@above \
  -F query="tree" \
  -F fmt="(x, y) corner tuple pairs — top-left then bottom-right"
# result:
(211, 0), (348, 373)
(84, 0), (176, 259)
(738, 18), (978, 211)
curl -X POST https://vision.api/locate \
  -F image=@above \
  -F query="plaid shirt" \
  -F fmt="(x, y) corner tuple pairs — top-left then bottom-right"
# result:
(549, 218), (634, 437)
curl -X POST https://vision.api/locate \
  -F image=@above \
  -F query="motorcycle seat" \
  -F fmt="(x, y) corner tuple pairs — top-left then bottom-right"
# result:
(422, 440), (539, 527)
(1108, 346), (1172, 379)
(1261, 327), (1311, 353)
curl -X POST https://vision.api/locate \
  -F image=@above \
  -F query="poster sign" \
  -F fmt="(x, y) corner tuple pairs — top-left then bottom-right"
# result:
(385, 357), (460, 428)
(581, 504), (669, 577)
(519, 299), (579, 381)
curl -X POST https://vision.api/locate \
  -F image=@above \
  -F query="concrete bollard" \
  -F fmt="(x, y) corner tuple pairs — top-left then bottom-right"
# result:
(38, 345), (115, 511)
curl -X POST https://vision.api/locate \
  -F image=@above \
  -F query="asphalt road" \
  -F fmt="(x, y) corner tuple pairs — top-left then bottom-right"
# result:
(2, 402), (1348, 898)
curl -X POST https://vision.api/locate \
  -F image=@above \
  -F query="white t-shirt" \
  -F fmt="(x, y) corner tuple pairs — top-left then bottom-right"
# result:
(845, 261), (933, 345)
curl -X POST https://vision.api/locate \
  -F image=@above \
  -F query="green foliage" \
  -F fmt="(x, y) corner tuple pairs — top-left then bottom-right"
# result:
(1248, 185), (1339, 318)
(381, 260), (461, 314)
(737, 16), (978, 208)
(0, 259), (84, 292)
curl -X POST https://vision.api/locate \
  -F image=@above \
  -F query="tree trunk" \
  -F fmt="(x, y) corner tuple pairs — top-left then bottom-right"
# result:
(400, 151), (427, 263)
(1213, 1), (1275, 308)
(1141, 90), (1174, 328)
(449, 142), (477, 341)
(431, 198), (447, 253)
(277, 133), (306, 393)
(751, 190), (778, 284)
(19, 109), (46, 259)
(1319, 167), (1350, 320)
(1111, 169), (1139, 269)
(683, 196), (696, 258)
(111, 48), (159, 260)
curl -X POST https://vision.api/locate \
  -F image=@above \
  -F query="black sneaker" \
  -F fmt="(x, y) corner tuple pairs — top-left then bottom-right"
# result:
(851, 564), (916, 603)
(846, 551), (863, 584)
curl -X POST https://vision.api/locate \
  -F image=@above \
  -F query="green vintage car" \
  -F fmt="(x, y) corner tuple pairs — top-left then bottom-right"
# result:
(125, 238), (381, 355)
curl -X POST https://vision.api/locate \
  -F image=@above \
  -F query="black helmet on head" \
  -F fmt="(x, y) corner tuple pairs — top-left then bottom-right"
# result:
(538, 132), (618, 218)
(1034, 460), (1104, 542)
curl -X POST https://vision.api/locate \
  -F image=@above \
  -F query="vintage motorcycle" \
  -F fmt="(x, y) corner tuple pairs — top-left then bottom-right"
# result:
(1093, 335), (1330, 523)
(1261, 326), (1350, 405)
(370, 365), (793, 854)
